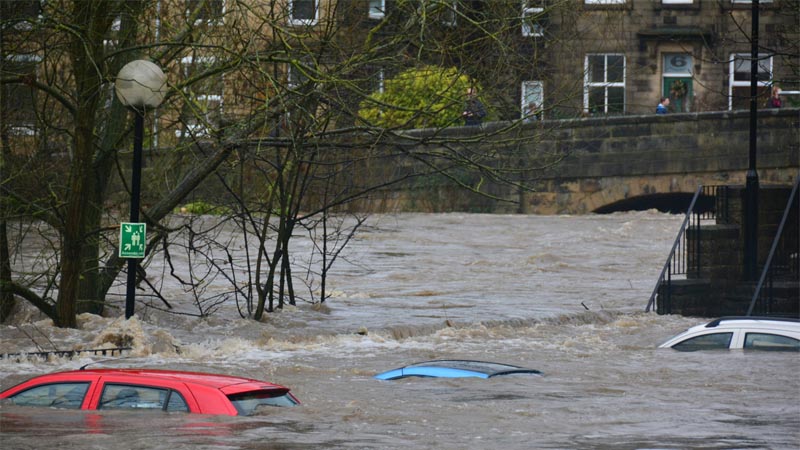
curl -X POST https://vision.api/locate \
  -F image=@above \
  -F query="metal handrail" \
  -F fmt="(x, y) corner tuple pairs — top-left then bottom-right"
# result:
(1, 347), (131, 359)
(645, 185), (704, 312)
(746, 176), (800, 316)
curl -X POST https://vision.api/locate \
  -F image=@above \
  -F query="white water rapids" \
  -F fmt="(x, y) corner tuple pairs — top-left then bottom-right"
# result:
(1, 212), (798, 449)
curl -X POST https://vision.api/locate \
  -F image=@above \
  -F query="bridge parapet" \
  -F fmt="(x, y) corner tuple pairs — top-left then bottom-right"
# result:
(399, 108), (798, 214)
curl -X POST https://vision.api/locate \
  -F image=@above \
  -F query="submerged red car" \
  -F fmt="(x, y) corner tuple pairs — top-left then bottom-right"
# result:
(0, 368), (299, 416)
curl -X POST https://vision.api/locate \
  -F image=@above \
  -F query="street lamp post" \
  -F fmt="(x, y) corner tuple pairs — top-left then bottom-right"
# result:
(115, 60), (167, 319)
(744, 1), (760, 281)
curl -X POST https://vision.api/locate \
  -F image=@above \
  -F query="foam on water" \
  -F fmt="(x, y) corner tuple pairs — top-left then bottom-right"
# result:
(3, 212), (798, 449)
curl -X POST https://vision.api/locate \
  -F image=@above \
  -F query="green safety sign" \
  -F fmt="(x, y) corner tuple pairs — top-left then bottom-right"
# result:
(119, 222), (146, 258)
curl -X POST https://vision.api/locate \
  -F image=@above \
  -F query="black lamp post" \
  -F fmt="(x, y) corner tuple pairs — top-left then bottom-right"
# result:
(114, 60), (167, 319)
(744, 1), (760, 281)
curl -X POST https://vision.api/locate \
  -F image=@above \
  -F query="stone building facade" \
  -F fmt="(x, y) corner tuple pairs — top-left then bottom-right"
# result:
(348, 1), (799, 119)
(537, 0), (799, 116)
(3, 1), (797, 139)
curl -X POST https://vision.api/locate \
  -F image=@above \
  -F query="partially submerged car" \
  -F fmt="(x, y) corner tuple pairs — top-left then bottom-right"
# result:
(659, 316), (800, 352)
(0, 368), (299, 416)
(374, 360), (542, 380)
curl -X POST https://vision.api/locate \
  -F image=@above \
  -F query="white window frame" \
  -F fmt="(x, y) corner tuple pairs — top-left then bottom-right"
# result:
(103, 17), (122, 48)
(728, 53), (772, 110)
(289, 0), (319, 26)
(288, 61), (310, 89)
(440, 0), (457, 27)
(186, 0), (225, 26)
(368, 0), (385, 19)
(8, 0), (43, 31)
(584, 0), (625, 4)
(521, 81), (544, 120)
(584, 53), (626, 114)
(4, 54), (42, 136)
(522, 3), (543, 37)
(374, 69), (385, 94)
(177, 55), (224, 137)
(662, 0), (693, 4)
(731, 1), (772, 4)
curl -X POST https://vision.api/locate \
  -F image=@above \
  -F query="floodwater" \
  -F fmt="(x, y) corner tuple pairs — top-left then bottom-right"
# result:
(1, 212), (799, 449)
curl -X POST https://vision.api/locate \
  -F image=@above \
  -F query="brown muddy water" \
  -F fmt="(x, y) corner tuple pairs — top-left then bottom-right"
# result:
(1, 212), (798, 449)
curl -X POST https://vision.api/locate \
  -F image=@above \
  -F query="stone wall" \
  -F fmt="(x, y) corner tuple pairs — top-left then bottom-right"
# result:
(400, 108), (800, 214)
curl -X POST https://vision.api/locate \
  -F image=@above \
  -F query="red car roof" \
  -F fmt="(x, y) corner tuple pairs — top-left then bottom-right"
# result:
(92, 369), (280, 388)
(1, 368), (297, 415)
(2, 369), (285, 391)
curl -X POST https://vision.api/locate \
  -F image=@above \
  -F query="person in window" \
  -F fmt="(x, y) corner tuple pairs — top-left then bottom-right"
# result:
(656, 97), (669, 114)
(766, 86), (782, 108)
(523, 102), (539, 123)
(463, 87), (486, 126)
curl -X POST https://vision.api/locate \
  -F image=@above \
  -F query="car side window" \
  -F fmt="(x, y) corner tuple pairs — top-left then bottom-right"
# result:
(744, 333), (800, 351)
(9, 382), (89, 409)
(671, 332), (733, 351)
(99, 384), (189, 412)
(166, 391), (189, 412)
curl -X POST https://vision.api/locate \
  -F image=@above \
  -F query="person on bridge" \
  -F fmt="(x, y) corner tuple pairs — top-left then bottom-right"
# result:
(463, 87), (487, 126)
(656, 97), (670, 114)
(767, 86), (782, 108)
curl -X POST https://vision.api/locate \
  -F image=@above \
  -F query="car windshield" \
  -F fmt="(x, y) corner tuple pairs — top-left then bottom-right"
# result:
(671, 332), (733, 351)
(227, 390), (298, 416)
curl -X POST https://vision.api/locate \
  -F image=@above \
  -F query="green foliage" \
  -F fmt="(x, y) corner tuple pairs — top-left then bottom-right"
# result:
(358, 65), (482, 129)
(177, 201), (231, 216)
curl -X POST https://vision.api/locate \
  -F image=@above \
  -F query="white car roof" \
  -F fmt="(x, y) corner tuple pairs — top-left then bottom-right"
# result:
(659, 316), (800, 348)
(699, 316), (800, 332)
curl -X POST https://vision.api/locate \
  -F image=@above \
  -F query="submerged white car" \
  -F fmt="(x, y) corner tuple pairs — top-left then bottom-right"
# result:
(659, 316), (800, 351)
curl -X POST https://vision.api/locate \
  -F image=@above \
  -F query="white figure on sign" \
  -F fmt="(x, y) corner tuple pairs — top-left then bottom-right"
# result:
(131, 229), (141, 249)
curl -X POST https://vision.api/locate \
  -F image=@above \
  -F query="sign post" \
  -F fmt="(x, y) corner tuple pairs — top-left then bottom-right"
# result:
(119, 222), (146, 259)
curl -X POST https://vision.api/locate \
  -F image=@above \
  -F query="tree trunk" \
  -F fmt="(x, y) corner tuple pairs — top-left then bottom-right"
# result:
(56, 1), (104, 328)
(0, 218), (14, 322)
(0, 16), (15, 322)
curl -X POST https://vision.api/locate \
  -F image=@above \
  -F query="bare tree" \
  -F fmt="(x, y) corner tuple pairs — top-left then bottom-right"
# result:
(2, 0), (584, 327)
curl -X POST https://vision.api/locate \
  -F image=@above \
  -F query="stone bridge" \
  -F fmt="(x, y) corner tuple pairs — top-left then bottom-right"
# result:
(399, 108), (799, 215)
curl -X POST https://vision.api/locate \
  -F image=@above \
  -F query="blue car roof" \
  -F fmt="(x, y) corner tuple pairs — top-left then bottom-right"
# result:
(374, 360), (542, 380)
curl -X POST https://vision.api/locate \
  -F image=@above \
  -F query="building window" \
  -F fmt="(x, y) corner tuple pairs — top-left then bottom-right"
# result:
(290, 0), (318, 26)
(178, 56), (224, 138)
(729, 53), (772, 110)
(439, 0), (457, 27)
(662, 0), (693, 4)
(731, 1), (772, 4)
(522, 2), (544, 37)
(369, 0), (385, 19)
(584, 54), (625, 114)
(2, 54), (41, 135)
(104, 16), (122, 48)
(585, 0), (625, 4)
(1, 0), (41, 29)
(521, 81), (543, 120)
(288, 58), (314, 89)
(186, 0), (224, 25)
(370, 68), (385, 95)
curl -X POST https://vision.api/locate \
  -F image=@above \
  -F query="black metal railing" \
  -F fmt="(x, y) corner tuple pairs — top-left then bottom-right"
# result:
(746, 176), (800, 316)
(645, 185), (721, 313)
(1, 347), (132, 360)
